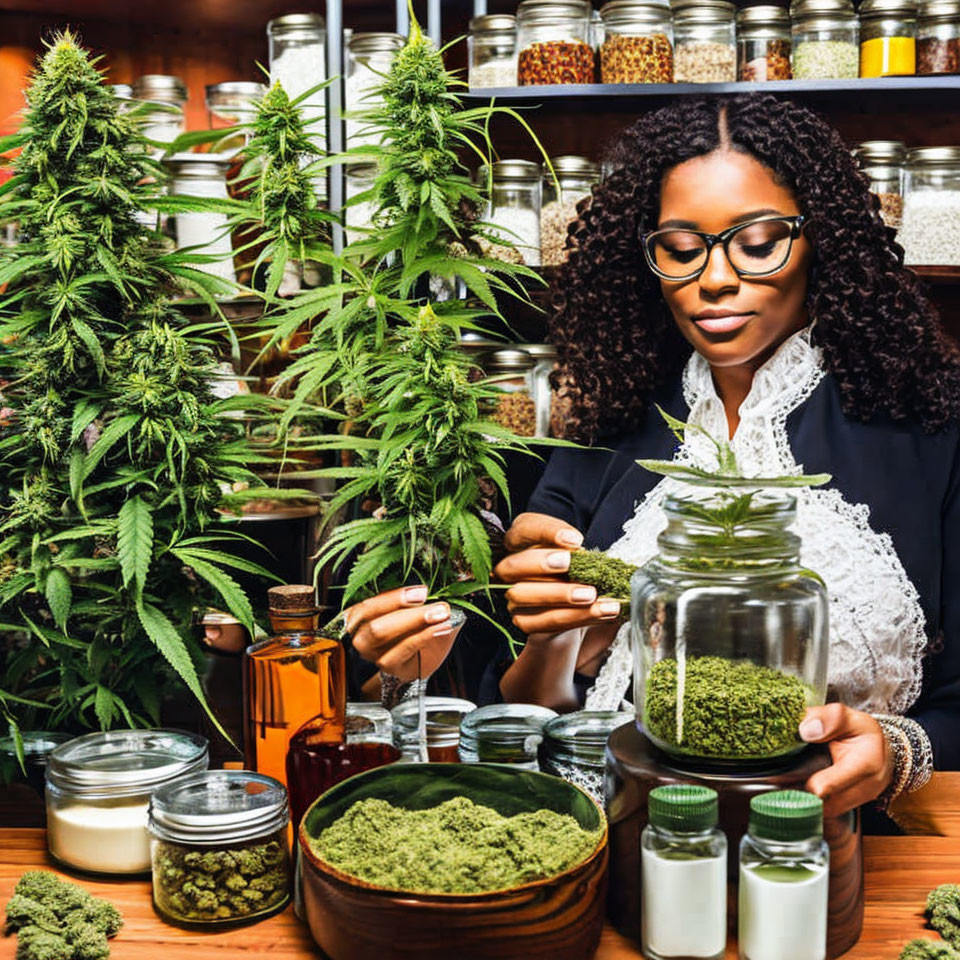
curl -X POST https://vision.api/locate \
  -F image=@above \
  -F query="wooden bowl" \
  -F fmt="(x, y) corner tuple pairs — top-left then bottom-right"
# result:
(299, 763), (609, 960)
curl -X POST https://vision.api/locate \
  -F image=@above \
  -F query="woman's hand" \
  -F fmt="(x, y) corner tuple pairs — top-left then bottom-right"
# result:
(495, 512), (624, 637)
(800, 704), (895, 818)
(345, 586), (461, 684)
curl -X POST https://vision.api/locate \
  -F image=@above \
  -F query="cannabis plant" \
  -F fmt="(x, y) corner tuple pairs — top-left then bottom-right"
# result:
(0, 34), (281, 741)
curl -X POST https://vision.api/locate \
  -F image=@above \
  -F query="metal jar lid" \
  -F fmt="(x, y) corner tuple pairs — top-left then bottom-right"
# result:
(205, 81), (266, 103)
(348, 32), (406, 57)
(791, 0), (857, 24)
(148, 770), (288, 845)
(517, 0), (593, 23)
(522, 342), (560, 361)
(487, 348), (536, 372)
(133, 74), (188, 105)
(736, 5), (792, 27)
(919, 0), (960, 22)
(470, 13), (518, 32)
(859, 0), (919, 18)
(601, 0), (672, 24)
(110, 83), (133, 99)
(545, 155), (601, 179)
(672, 0), (737, 24)
(481, 159), (541, 183)
(163, 153), (232, 179)
(907, 145), (960, 166)
(459, 704), (558, 760)
(854, 140), (908, 164)
(267, 12), (325, 36)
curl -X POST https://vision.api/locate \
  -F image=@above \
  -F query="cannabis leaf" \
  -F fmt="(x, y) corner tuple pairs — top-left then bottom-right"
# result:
(118, 495), (153, 595)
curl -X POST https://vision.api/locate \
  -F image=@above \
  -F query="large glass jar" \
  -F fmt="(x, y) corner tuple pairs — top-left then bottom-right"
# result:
(631, 492), (829, 765)
(481, 159), (542, 266)
(918, 0), (960, 72)
(148, 770), (291, 927)
(853, 139), (906, 230)
(345, 33), (405, 149)
(672, 0), (737, 83)
(859, 0), (919, 76)
(469, 14), (519, 88)
(458, 704), (557, 767)
(600, 0), (674, 83)
(391, 696), (477, 762)
(737, 6), (793, 80)
(486, 347), (538, 436)
(540, 155), (598, 266)
(132, 75), (187, 151)
(45, 730), (208, 875)
(517, 0), (596, 85)
(791, 0), (860, 78)
(206, 81), (265, 152)
(901, 146), (960, 265)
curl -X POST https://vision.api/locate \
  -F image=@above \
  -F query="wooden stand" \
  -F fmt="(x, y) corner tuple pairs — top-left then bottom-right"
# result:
(605, 722), (864, 958)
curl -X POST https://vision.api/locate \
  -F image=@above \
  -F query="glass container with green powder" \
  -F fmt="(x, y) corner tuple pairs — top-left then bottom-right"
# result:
(631, 491), (828, 765)
(459, 703), (557, 768)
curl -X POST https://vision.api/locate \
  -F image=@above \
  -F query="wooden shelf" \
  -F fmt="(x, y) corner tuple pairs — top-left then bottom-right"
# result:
(912, 265), (960, 285)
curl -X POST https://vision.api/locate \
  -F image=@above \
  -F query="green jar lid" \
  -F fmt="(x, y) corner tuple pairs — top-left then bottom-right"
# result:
(648, 784), (719, 831)
(749, 790), (823, 841)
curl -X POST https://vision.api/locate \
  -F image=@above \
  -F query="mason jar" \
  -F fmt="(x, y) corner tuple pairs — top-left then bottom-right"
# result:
(737, 6), (793, 79)
(485, 347), (538, 437)
(481, 159), (542, 266)
(0, 731), (71, 796)
(631, 492), (829, 765)
(901, 145), (960, 265)
(391, 696), (477, 762)
(149, 770), (291, 927)
(859, 0), (919, 76)
(132, 75), (187, 149)
(791, 0), (860, 77)
(345, 33), (405, 149)
(469, 14), (519, 87)
(541, 155), (599, 266)
(110, 83), (133, 100)
(205, 81), (265, 152)
(46, 730), (208, 875)
(458, 704), (558, 767)
(133, 74), (187, 111)
(853, 140), (906, 229)
(672, 0), (737, 83)
(524, 342), (560, 437)
(600, 0), (674, 83)
(917, 0), (960, 72)
(517, 0), (596, 85)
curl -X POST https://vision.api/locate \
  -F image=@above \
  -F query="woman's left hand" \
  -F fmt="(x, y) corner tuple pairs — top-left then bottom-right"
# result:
(799, 704), (895, 818)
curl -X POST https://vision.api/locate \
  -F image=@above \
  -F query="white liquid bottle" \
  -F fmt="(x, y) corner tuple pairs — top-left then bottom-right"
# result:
(641, 784), (727, 960)
(739, 789), (830, 960)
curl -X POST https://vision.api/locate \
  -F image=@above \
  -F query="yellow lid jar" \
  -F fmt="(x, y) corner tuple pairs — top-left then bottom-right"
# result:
(859, 0), (919, 76)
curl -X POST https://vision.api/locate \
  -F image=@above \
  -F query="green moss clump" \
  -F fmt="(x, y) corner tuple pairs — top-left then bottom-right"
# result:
(644, 656), (808, 759)
(311, 796), (601, 894)
(567, 550), (636, 613)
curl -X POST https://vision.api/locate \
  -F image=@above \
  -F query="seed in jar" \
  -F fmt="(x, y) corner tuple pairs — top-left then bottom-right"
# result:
(540, 197), (584, 266)
(900, 189), (960, 266)
(917, 36), (960, 74)
(739, 40), (792, 80)
(791, 40), (859, 79)
(469, 60), (518, 88)
(673, 41), (736, 83)
(875, 191), (903, 230)
(518, 40), (596, 85)
(490, 392), (537, 436)
(601, 34), (674, 84)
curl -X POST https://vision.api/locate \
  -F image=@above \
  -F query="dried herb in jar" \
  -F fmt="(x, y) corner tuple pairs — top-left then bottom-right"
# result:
(518, 40), (596, 84)
(674, 41), (736, 82)
(918, 36), (960, 74)
(601, 33), (674, 82)
(491, 392), (537, 436)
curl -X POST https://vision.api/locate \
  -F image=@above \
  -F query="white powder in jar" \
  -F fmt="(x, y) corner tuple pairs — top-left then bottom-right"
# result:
(469, 60), (518, 88)
(486, 207), (541, 266)
(900, 189), (960, 265)
(271, 44), (327, 194)
(47, 799), (152, 874)
(345, 63), (388, 149)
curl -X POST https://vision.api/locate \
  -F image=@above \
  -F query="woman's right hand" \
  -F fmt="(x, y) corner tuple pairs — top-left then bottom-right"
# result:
(494, 512), (623, 637)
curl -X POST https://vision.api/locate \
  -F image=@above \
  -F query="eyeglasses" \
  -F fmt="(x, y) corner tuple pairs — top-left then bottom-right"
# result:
(641, 215), (806, 282)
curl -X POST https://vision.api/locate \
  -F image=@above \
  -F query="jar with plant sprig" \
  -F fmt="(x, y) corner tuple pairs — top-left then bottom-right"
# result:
(469, 14), (519, 87)
(792, 0), (860, 78)
(859, 0), (919, 76)
(600, 0), (675, 83)
(517, 0), (596, 84)
(853, 140), (906, 230)
(672, 0), (737, 82)
(917, 0), (960, 72)
(132, 75), (188, 152)
(737, 6), (794, 79)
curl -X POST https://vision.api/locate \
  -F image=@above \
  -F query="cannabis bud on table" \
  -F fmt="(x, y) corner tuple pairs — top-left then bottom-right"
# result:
(928, 884), (960, 947)
(4, 870), (123, 960)
(900, 938), (960, 959)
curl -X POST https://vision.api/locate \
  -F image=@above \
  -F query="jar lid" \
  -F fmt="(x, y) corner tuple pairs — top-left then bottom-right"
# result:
(482, 159), (541, 182)
(736, 5), (792, 26)
(907, 145), (960, 166)
(110, 83), (133, 99)
(859, 0), (919, 17)
(391, 696), (477, 748)
(46, 729), (208, 799)
(133, 74), (188, 104)
(749, 789), (823, 841)
(163, 153), (232, 178)
(672, 0), (737, 24)
(459, 704), (558, 759)
(791, 0), (855, 15)
(0, 731), (72, 761)
(205, 81), (266, 100)
(854, 140), (907, 163)
(919, 0), (960, 21)
(649, 784), (719, 831)
(488, 348), (536, 372)
(541, 711), (634, 766)
(348, 32), (406, 56)
(517, 0), (593, 22)
(601, 0), (672, 23)
(149, 770), (288, 845)
(545, 155), (601, 179)
(267, 13), (325, 34)
(470, 13), (518, 31)
(521, 342), (560, 360)
(267, 583), (317, 614)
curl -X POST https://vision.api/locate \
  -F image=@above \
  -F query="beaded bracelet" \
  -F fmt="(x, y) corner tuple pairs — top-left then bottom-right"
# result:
(873, 714), (934, 811)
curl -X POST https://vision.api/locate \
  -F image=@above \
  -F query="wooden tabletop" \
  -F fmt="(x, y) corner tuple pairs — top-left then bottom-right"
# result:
(0, 829), (958, 959)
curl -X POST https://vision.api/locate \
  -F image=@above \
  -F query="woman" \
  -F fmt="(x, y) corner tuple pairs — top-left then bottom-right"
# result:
(494, 95), (960, 821)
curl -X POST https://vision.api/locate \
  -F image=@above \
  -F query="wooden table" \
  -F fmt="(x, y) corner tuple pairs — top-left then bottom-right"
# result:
(1, 829), (957, 959)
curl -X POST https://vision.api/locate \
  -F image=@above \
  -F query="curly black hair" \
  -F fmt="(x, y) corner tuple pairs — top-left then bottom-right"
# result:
(551, 95), (960, 442)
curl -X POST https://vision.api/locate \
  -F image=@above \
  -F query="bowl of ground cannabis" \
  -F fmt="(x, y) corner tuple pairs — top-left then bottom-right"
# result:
(299, 763), (608, 960)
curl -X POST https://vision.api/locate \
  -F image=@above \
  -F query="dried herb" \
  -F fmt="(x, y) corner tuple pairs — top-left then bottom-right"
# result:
(567, 550), (635, 614)
(900, 940), (960, 959)
(928, 885), (960, 947)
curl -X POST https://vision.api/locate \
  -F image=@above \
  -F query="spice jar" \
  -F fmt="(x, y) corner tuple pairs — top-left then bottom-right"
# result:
(517, 0), (596, 85)
(918, 0), (960, 72)
(205, 81), (265, 152)
(469, 14), (519, 87)
(600, 0), (674, 83)
(345, 33), (405, 149)
(859, 0), (919, 76)
(539, 711), (633, 805)
(148, 770), (291, 927)
(132, 75), (188, 149)
(391, 697), (477, 762)
(524, 342), (560, 437)
(901, 145), (960, 265)
(737, 6), (793, 80)
(791, 0), (860, 77)
(458, 704), (558, 767)
(486, 347), (538, 436)
(480, 159), (542, 266)
(853, 140), (906, 229)
(540, 155), (598, 266)
(46, 729), (208, 875)
(672, 0), (737, 83)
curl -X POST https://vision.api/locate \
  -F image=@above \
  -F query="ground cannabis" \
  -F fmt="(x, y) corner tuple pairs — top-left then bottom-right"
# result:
(311, 796), (601, 894)
(567, 550), (636, 615)
(644, 656), (808, 759)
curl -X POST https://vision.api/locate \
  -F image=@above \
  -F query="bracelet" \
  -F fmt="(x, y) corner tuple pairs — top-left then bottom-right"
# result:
(873, 714), (934, 811)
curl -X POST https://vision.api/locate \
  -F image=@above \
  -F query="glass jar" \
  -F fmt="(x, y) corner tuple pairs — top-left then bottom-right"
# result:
(148, 770), (291, 927)
(791, 0), (860, 77)
(853, 139), (906, 229)
(133, 74), (188, 111)
(901, 145), (960, 265)
(541, 155), (599, 266)
(486, 347), (538, 437)
(164, 153), (237, 284)
(205, 81), (265, 152)
(737, 6), (793, 79)
(344, 164), (379, 246)
(0, 731), (71, 795)
(469, 14), (519, 88)
(524, 342), (560, 437)
(391, 696), (477, 762)
(918, 0), (960, 72)
(672, 0), (737, 83)
(859, 0), (919, 76)
(45, 730), (208, 875)
(458, 704), (558, 767)
(739, 791), (829, 960)
(539, 710), (633, 805)
(133, 76), (187, 151)
(517, 0), (596, 85)
(345, 33), (405, 149)
(110, 83), (133, 100)
(481, 159), (542, 266)
(600, 0), (674, 83)
(631, 491), (829, 765)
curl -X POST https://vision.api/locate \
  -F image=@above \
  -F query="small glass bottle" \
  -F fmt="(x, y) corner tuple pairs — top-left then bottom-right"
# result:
(737, 6), (794, 80)
(859, 0), (919, 76)
(540, 155), (599, 266)
(458, 704), (558, 767)
(641, 785), (726, 960)
(791, 0), (860, 78)
(345, 33), (405, 149)
(243, 584), (345, 790)
(853, 139), (906, 229)
(481, 160), (542, 266)
(391, 696), (477, 761)
(600, 0), (675, 83)
(517, 0), (596, 85)
(673, 0), (738, 83)
(469, 14), (519, 88)
(917, 0), (960, 72)
(739, 790), (829, 960)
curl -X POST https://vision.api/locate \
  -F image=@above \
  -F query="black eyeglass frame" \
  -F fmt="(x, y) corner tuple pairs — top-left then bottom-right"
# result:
(641, 214), (807, 282)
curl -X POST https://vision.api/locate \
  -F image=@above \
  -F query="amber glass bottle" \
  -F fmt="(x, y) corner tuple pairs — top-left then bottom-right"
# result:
(242, 585), (345, 788)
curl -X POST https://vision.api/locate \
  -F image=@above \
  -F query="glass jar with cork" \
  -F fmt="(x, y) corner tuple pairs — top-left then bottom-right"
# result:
(737, 6), (794, 80)
(517, 0), (596, 85)
(599, 0), (675, 83)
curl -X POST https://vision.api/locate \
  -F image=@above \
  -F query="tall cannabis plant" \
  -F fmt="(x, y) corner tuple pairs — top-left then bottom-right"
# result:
(0, 34), (279, 739)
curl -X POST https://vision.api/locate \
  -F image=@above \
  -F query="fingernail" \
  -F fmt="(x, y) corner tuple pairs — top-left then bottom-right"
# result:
(403, 586), (428, 604)
(571, 586), (596, 602)
(546, 551), (570, 571)
(557, 529), (583, 548)
(799, 718), (824, 741)
(432, 622), (454, 637)
(598, 600), (621, 617)
(425, 604), (449, 623)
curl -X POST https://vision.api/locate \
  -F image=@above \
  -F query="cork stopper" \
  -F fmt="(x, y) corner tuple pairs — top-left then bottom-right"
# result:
(267, 584), (317, 613)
